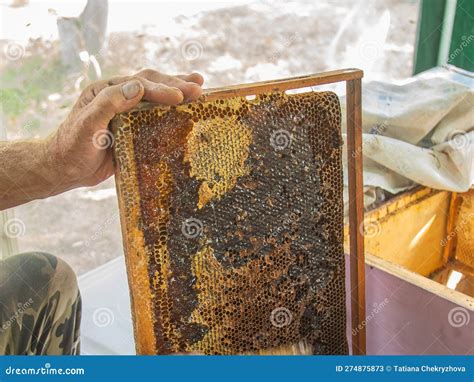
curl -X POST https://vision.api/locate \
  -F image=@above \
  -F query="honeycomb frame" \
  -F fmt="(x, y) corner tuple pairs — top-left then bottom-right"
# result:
(111, 71), (365, 355)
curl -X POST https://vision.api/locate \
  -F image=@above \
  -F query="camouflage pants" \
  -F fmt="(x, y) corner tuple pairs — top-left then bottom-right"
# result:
(0, 252), (81, 355)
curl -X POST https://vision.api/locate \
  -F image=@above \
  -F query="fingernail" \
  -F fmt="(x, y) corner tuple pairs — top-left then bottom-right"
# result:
(172, 87), (185, 100)
(122, 80), (142, 100)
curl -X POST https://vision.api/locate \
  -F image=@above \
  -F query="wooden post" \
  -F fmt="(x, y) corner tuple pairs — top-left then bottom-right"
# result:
(346, 78), (366, 355)
(442, 192), (459, 264)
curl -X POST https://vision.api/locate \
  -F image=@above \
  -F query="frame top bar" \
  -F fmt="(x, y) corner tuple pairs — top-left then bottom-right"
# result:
(127, 69), (363, 111)
(201, 68), (364, 101)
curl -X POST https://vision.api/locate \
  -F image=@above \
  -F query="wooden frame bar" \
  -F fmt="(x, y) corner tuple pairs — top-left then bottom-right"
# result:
(200, 68), (364, 101)
(442, 192), (459, 264)
(200, 68), (366, 355)
(346, 78), (366, 355)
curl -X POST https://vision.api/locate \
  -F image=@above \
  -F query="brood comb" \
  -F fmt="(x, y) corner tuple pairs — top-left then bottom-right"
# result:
(111, 83), (349, 355)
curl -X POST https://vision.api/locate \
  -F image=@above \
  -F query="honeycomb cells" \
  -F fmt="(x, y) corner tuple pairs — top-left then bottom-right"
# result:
(112, 91), (347, 355)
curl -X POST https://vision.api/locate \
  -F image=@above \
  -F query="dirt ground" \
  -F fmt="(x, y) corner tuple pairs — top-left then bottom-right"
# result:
(2, 0), (419, 275)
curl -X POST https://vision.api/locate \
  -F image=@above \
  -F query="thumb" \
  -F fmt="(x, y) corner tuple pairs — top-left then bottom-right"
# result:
(87, 80), (145, 124)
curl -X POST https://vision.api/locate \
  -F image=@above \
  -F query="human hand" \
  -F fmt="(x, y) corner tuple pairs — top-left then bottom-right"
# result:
(46, 69), (204, 188)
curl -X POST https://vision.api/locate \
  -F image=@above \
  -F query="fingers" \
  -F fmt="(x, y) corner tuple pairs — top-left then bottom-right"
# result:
(75, 80), (110, 109)
(176, 73), (204, 86)
(85, 80), (145, 124)
(106, 69), (204, 102)
(76, 69), (204, 114)
(106, 77), (185, 105)
(137, 69), (203, 101)
(138, 77), (184, 105)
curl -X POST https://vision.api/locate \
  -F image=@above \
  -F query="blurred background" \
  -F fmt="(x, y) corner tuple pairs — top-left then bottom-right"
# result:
(0, 0), (454, 275)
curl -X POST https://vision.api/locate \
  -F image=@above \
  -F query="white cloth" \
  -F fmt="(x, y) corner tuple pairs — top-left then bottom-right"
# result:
(79, 257), (135, 355)
(341, 66), (473, 211)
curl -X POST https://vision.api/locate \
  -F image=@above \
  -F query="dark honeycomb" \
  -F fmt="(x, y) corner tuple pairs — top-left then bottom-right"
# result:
(111, 91), (347, 355)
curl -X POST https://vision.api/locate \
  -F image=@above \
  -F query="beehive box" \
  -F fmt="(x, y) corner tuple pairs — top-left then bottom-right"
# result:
(344, 187), (474, 354)
(111, 90), (349, 355)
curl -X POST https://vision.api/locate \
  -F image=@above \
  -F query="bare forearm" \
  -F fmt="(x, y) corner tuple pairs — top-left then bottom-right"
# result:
(0, 138), (75, 210)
